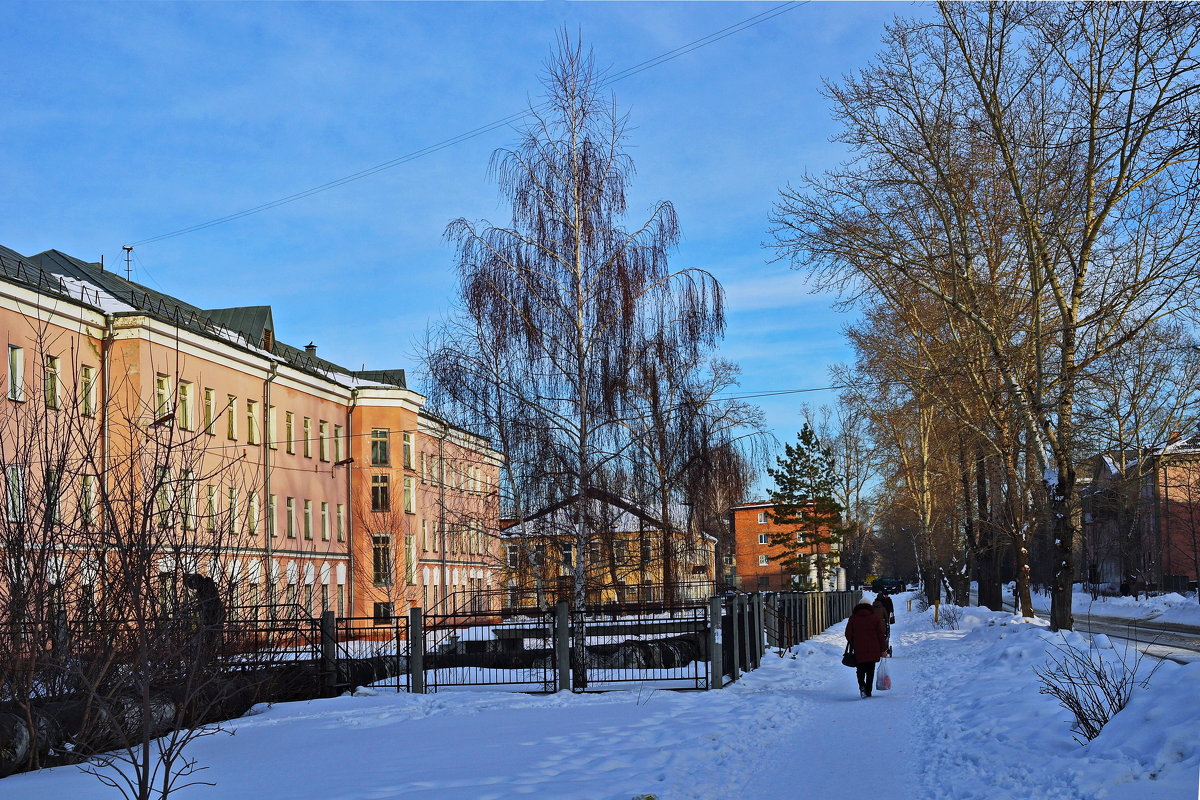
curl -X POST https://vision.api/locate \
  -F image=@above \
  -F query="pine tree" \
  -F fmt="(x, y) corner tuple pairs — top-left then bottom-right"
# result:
(767, 424), (843, 590)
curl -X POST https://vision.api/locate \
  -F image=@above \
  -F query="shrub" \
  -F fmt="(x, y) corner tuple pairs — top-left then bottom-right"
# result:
(1033, 636), (1161, 744)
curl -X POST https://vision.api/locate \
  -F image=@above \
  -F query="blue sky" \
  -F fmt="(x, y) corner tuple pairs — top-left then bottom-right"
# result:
(1, 1), (919, 474)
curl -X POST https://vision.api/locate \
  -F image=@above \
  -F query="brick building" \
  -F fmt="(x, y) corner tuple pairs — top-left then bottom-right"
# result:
(728, 501), (840, 591)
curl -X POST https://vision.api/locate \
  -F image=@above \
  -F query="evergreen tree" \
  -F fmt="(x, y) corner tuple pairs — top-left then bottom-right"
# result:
(767, 424), (843, 589)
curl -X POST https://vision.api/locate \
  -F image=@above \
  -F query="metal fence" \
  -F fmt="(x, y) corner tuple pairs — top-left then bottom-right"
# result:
(423, 605), (558, 693)
(762, 591), (859, 651)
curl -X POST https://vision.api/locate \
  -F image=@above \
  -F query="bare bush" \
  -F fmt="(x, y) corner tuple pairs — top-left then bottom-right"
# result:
(932, 604), (962, 631)
(1033, 637), (1161, 744)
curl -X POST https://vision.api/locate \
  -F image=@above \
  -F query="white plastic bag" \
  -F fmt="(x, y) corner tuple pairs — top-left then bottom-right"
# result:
(875, 658), (892, 691)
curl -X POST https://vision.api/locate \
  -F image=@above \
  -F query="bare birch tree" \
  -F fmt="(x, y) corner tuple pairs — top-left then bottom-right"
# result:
(436, 35), (724, 687)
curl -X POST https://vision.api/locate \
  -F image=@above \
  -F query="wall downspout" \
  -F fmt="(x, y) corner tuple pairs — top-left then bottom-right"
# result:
(346, 388), (358, 616)
(263, 361), (278, 603)
(100, 313), (115, 506)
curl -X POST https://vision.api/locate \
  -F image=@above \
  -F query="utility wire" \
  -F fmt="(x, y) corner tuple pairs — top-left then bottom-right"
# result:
(127, 2), (804, 247)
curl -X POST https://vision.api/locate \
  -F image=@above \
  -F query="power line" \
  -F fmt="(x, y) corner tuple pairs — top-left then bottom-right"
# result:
(127, 2), (805, 248)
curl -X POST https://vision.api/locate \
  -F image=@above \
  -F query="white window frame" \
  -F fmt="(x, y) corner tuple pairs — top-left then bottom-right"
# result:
(44, 355), (60, 409)
(7, 346), (24, 401)
(758, 533), (769, 545)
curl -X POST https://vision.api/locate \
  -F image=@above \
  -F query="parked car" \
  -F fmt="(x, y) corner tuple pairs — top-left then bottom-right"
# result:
(871, 577), (904, 594)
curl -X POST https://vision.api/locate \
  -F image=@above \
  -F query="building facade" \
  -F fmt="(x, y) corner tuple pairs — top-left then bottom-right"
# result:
(728, 501), (840, 591)
(0, 244), (500, 623)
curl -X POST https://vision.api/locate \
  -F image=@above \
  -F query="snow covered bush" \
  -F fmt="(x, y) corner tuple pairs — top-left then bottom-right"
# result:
(1033, 635), (1161, 744)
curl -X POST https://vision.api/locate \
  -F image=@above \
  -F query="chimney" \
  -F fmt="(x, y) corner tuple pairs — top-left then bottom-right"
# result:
(305, 342), (317, 356)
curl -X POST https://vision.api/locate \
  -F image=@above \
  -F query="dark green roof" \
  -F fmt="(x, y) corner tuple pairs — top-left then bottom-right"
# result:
(0, 244), (369, 384)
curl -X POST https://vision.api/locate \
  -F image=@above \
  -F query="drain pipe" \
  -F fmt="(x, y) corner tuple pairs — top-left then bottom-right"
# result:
(263, 361), (278, 602)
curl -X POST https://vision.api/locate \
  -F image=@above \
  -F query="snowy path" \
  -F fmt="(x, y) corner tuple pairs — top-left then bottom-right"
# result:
(3, 597), (1196, 800)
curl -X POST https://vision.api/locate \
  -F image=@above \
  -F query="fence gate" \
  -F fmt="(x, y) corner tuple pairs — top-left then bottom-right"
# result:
(574, 601), (711, 692)
(331, 612), (411, 694)
(423, 606), (558, 693)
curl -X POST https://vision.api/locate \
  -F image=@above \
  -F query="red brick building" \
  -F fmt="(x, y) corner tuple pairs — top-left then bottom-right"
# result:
(729, 501), (840, 591)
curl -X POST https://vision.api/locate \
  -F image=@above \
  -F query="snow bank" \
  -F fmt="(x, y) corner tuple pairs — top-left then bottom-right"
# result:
(1, 596), (1194, 800)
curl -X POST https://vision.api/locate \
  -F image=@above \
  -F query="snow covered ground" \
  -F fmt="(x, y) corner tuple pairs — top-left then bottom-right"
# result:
(4, 593), (1197, 800)
(1011, 587), (1200, 628)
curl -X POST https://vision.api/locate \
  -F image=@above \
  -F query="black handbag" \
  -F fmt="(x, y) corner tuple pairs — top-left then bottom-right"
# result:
(841, 643), (856, 667)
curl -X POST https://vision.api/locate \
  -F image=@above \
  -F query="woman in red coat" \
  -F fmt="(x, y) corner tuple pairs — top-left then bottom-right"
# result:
(845, 601), (887, 698)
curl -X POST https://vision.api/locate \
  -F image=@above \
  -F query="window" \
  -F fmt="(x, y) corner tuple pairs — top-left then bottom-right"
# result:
(302, 417), (312, 457)
(247, 491), (260, 535)
(203, 388), (216, 434)
(81, 474), (97, 527)
(285, 412), (295, 453)
(286, 497), (296, 538)
(506, 544), (519, 569)
(268, 495), (278, 537)
(154, 468), (173, 528)
(372, 601), (394, 625)
(44, 469), (61, 524)
(405, 534), (416, 585)
(370, 429), (389, 466)
(615, 541), (631, 566)
(227, 487), (239, 534)
(560, 543), (574, 568)
(246, 400), (260, 445)
(421, 452), (428, 483)
(421, 519), (429, 550)
(267, 406), (278, 449)
(372, 535), (392, 585)
(757, 511), (769, 524)
(204, 484), (217, 530)
(7, 346), (24, 401)
(758, 576), (770, 588)
(333, 424), (343, 462)
(336, 504), (345, 542)
(181, 470), (197, 530)
(155, 374), (171, 419)
(371, 475), (390, 512)
(177, 381), (193, 430)
(318, 420), (329, 461)
(759, 533), (769, 545)
(226, 395), (238, 440)
(303, 500), (313, 540)
(79, 365), (97, 416)
(402, 432), (413, 469)
(44, 355), (60, 409)
(320, 502), (330, 541)
(321, 583), (330, 612)
(403, 476), (415, 513)
(758, 554), (769, 566)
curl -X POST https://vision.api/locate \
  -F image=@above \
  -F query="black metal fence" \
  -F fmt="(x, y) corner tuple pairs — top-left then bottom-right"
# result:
(762, 591), (858, 651)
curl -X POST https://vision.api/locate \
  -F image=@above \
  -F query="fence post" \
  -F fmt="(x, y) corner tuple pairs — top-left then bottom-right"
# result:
(726, 596), (740, 683)
(555, 601), (570, 693)
(751, 593), (764, 667)
(409, 606), (425, 694)
(763, 593), (776, 650)
(708, 596), (723, 689)
(320, 610), (337, 697)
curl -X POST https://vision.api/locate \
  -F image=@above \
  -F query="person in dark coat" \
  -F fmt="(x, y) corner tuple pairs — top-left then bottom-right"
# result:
(872, 594), (895, 657)
(845, 601), (887, 698)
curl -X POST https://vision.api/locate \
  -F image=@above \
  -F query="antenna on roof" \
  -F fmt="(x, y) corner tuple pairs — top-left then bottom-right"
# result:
(122, 245), (134, 281)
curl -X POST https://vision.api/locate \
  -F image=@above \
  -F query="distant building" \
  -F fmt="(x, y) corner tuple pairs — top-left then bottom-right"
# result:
(499, 488), (715, 607)
(1081, 432), (1200, 593)
(728, 501), (839, 591)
